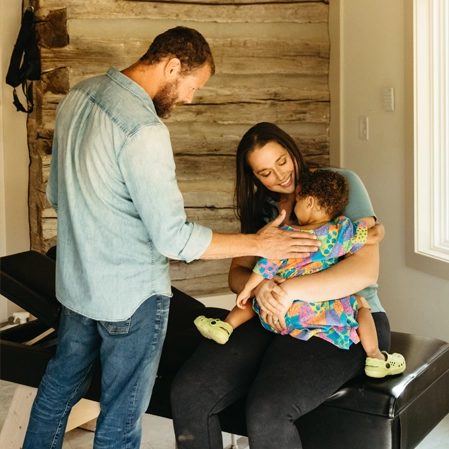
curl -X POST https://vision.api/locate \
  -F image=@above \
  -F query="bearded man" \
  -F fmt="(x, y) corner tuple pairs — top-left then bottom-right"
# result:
(23, 26), (317, 449)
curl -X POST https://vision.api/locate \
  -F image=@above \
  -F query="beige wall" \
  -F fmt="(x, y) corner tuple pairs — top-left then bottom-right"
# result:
(330, 0), (449, 342)
(0, 0), (31, 322)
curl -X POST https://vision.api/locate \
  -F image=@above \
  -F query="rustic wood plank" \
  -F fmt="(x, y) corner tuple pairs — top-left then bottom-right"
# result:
(196, 79), (329, 104)
(39, 101), (329, 137)
(168, 121), (329, 151)
(171, 273), (232, 297)
(170, 259), (233, 297)
(41, 68), (70, 95)
(170, 259), (232, 282)
(178, 180), (235, 208)
(170, 133), (329, 156)
(39, 0), (327, 23)
(62, 72), (329, 105)
(125, 0), (324, 3)
(29, 157), (45, 191)
(175, 155), (234, 182)
(185, 207), (239, 234)
(304, 153), (329, 166)
(39, 80), (329, 131)
(35, 8), (69, 48)
(42, 216), (57, 241)
(41, 76), (329, 105)
(30, 0), (330, 286)
(41, 154), (52, 184)
(40, 37), (328, 78)
(32, 122), (329, 158)
(166, 101), (329, 125)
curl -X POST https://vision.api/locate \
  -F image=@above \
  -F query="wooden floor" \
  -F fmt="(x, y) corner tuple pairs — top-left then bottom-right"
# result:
(0, 380), (242, 449)
(1, 380), (448, 449)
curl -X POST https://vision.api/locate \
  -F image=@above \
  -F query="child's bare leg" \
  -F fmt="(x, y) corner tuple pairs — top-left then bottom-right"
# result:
(358, 295), (407, 378)
(355, 295), (384, 360)
(225, 304), (256, 330)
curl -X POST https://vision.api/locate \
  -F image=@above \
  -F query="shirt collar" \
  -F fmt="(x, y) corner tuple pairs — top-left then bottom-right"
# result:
(106, 67), (157, 116)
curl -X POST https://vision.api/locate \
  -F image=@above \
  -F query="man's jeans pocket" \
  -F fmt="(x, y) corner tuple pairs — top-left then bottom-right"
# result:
(100, 318), (132, 335)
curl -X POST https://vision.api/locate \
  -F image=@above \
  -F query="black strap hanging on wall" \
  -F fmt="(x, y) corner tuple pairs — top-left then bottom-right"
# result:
(5, 2), (41, 113)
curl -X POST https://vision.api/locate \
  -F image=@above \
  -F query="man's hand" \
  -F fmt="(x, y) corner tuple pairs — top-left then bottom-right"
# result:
(256, 210), (319, 259)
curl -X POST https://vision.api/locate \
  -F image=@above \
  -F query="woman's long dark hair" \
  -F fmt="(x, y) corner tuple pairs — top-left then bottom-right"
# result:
(235, 122), (310, 233)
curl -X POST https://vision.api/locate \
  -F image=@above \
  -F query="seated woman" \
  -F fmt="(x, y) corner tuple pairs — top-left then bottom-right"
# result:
(194, 169), (405, 378)
(171, 122), (393, 449)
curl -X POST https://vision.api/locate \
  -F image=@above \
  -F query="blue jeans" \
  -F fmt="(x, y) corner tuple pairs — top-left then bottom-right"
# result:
(23, 295), (170, 449)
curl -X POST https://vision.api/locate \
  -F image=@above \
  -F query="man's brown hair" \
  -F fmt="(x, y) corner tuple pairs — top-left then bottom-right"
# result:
(141, 26), (215, 76)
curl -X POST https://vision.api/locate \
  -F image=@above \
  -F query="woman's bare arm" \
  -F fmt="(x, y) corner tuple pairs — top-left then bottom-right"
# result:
(228, 256), (256, 294)
(230, 217), (382, 317)
(281, 242), (379, 302)
(253, 240), (380, 317)
(366, 222), (385, 244)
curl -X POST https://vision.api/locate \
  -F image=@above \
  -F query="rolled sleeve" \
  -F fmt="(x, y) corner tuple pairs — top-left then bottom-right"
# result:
(177, 221), (213, 262)
(119, 124), (212, 262)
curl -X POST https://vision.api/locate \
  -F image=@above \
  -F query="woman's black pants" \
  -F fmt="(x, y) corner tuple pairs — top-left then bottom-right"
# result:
(170, 312), (390, 449)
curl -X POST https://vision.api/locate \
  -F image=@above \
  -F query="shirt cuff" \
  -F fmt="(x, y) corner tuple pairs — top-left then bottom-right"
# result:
(178, 223), (213, 263)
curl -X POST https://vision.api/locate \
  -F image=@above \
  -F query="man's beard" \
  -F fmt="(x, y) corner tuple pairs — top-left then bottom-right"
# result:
(153, 79), (183, 119)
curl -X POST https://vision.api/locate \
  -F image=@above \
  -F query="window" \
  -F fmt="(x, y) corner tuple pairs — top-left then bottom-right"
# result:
(414, 0), (449, 263)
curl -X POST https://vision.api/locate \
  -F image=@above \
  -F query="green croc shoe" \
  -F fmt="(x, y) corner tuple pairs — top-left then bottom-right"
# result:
(365, 351), (406, 378)
(194, 316), (233, 345)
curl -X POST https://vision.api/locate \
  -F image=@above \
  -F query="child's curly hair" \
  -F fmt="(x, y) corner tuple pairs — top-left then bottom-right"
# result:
(298, 170), (349, 219)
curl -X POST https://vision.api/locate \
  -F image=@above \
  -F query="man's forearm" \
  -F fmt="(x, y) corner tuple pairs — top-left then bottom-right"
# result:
(200, 218), (320, 261)
(199, 232), (262, 260)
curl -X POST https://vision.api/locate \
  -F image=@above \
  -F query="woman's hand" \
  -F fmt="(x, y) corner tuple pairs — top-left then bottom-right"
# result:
(261, 311), (287, 332)
(255, 275), (292, 331)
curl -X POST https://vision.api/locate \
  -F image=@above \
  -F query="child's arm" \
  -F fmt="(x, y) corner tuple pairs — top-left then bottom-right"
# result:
(356, 216), (385, 245)
(236, 272), (265, 309)
(348, 216), (384, 255)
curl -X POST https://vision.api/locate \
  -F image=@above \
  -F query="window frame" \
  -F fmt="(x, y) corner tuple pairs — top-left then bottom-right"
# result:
(414, 0), (449, 264)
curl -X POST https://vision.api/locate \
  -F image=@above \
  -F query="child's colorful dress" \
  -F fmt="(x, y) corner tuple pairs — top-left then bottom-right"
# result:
(252, 216), (368, 349)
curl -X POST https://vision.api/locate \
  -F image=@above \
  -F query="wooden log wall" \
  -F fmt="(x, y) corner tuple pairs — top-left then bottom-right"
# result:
(28, 0), (330, 296)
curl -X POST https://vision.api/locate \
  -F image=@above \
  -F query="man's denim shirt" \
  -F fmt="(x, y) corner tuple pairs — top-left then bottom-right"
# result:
(47, 67), (212, 321)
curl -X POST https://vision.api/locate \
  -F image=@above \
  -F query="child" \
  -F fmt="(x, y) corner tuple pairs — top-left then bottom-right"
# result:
(195, 170), (406, 378)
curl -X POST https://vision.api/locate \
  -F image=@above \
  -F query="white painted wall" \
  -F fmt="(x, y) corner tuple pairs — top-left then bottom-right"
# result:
(0, 0), (31, 322)
(330, 0), (449, 342)
(196, 293), (235, 311)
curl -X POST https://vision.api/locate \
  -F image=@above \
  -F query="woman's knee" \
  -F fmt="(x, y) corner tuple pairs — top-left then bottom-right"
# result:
(246, 382), (300, 428)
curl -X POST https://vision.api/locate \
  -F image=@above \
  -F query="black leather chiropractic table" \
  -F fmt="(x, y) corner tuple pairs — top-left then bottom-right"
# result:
(1, 249), (449, 448)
